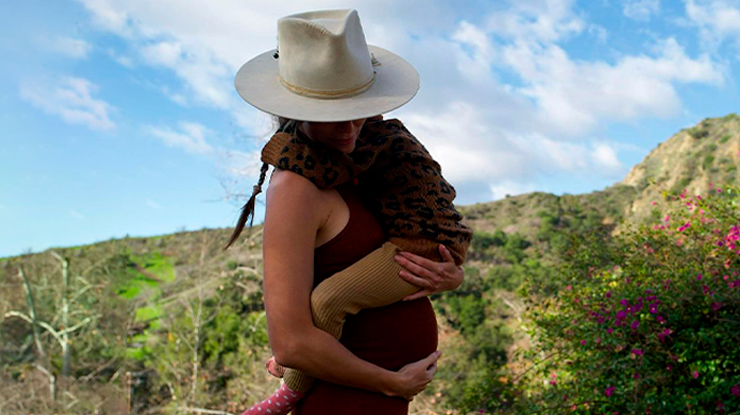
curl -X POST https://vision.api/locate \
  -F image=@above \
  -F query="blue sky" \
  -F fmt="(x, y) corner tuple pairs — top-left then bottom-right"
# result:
(2, 0), (740, 258)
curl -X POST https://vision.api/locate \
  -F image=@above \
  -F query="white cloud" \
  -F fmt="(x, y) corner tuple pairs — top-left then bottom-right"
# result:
(107, 48), (134, 67)
(68, 0), (729, 204)
(149, 122), (213, 155)
(499, 37), (723, 136)
(592, 142), (623, 171)
(401, 101), (626, 189)
(684, 0), (740, 51)
(70, 209), (86, 220)
(490, 180), (538, 201)
(20, 76), (116, 131)
(146, 199), (163, 210)
(623, 0), (661, 21)
(401, 101), (530, 184)
(483, 0), (585, 43)
(50, 37), (93, 59)
(218, 148), (265, 178)
(587, 24), (608, 43)
(452, 21), (497, 83)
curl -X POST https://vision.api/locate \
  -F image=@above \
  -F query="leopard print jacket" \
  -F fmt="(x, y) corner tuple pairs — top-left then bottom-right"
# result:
(260, 116), (472, 266)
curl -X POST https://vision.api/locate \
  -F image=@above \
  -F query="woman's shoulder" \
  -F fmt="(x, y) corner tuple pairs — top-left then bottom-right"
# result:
(266, 169), (333, 216)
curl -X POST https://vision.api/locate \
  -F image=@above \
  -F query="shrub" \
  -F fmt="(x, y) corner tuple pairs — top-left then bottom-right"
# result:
(517, 186), (740, 414)
(688, 126), (710, 139)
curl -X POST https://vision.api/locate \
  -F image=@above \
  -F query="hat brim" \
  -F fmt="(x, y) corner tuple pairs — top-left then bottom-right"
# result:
(234, 45), (419, 122)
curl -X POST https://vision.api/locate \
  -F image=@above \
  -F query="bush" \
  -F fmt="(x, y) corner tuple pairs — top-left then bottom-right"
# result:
(517, 186), (740, 414)
(688, 126), (710, 139)
(472, 230), (508, 251)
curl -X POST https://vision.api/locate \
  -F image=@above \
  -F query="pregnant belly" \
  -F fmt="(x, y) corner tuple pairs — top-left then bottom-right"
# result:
(294, 298), (438, 415)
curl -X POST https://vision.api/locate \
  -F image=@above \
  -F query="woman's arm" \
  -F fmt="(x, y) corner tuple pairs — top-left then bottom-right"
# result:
(262, 170), (439, 399)
(395, 245), (465, 301)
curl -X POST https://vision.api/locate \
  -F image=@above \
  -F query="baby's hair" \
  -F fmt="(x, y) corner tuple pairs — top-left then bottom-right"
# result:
(223, 117), (298, 250)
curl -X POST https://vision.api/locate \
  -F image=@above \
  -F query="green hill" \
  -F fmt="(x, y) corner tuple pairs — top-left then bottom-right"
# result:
(1, 113), (739, 414)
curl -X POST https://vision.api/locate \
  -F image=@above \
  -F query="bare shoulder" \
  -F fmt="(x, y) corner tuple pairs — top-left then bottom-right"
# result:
(265, 169), (328, 223)
(267, 169), (322, 201)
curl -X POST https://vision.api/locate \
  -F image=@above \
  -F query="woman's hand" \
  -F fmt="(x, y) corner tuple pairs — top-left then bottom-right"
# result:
(387, 350), (441, 401)
(394, 244), (464, 301)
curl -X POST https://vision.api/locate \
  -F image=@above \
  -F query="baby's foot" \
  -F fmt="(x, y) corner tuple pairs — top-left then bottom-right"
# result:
(241, 383), (304, 415)
(265, 356), (285, 378)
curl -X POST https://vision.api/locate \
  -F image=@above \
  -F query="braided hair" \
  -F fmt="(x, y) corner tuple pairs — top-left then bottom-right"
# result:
(223, 117), (298, 249)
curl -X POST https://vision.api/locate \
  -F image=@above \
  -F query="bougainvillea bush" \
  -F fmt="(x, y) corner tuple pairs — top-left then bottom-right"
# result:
(517, 186), (740, 414)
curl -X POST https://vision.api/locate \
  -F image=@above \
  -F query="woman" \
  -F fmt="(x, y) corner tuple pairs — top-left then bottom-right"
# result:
(229, 9), (466, 414)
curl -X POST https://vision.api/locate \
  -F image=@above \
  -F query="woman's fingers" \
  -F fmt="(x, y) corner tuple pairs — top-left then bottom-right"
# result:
(438, 244), (455, 263)
(402, 288), (432, 301)
(395, 254), (440, 281)
(396, 251), (442, 274)
(424, 350), (442, 367)
(399, 269), (433, 288)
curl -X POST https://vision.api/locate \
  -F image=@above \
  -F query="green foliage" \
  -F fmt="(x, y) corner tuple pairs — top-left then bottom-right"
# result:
(504, 233), (531, 263)
(703, 154), (715, 170)
(515, 187), (740, 414)
(671, 175), (693, 195)
(472, 230), (508, 250)
(720, 134), (731, 144)
(688, 125), (710, 139)
(116, 251), (174, 300)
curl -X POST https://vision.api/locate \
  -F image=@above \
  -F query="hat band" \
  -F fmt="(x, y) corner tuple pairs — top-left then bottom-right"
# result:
(279, 72), (376, 99)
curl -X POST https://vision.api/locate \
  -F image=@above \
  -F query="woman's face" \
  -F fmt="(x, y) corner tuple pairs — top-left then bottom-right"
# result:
(298, 118), (367, 154)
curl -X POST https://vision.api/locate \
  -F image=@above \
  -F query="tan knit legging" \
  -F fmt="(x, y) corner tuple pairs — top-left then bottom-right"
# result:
(283, 241), (420, 392)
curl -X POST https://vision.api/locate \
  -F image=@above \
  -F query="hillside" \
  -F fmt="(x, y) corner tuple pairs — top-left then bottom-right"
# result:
(621, 113), (740, 221)
(2, 113), (739, 414)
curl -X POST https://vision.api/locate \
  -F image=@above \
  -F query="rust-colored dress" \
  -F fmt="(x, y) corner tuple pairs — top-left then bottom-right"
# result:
(293, 182), (439, 415)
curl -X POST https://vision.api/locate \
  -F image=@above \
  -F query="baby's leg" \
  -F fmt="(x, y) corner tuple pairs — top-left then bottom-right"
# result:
(283, 241), (420, 392)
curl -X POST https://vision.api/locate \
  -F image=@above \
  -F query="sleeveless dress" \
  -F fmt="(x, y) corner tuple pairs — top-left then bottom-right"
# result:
(293, 182), (439, 415)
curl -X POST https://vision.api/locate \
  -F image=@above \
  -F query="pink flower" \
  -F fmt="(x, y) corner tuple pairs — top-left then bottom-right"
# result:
(581, 340), (587, 346)
(631, 349), (643, 356)
(607, 328), (614, 334)
(711, 302), (722, 311)
(693, 370), (699, 379)
(731, 385), (740, 397)
(658, 328), (672, 342)
(697, 273), (703, 281)
(631, 320), (640, 330)
(566, 285), (572, 291)
(605, 386), (615, 397)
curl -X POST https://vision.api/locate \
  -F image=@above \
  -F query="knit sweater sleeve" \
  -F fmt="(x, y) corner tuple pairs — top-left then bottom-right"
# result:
(259, 117), (391, 188)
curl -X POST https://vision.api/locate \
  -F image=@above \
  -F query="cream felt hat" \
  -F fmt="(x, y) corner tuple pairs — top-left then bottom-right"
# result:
(235, 9), (420, 122)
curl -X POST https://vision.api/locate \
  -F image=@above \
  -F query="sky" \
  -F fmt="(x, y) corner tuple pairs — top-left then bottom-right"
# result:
(2, 0), (740, 258)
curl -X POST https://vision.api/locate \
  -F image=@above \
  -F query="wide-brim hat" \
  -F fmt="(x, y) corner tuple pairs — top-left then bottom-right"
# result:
(235, 9), (420, 122)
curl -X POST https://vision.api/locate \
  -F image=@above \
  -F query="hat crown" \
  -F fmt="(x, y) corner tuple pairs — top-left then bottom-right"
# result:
(277, 9), (375, 97)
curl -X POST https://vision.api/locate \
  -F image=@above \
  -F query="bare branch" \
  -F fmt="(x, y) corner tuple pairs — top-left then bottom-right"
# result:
(4, 310), (33, 324)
